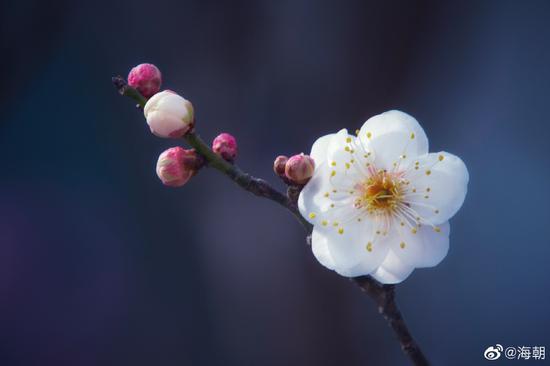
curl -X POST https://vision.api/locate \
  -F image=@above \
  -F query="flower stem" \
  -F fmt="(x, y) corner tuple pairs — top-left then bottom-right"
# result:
(112, 77), (429, 365)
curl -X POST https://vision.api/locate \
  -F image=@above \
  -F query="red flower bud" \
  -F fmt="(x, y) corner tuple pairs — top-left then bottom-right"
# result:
(212, 133), (238, 162)
(273, 155), (289, 177)
(156, 147), (203, 187)
(127, 63), (162, 98)
(285, 154), (315, 185)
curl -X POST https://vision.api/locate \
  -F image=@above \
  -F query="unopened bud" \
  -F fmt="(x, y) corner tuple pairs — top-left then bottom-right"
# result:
(127, 63), (162, 98)
(273, 155), (288, 177)
(156, 147), (203, 187)
(285, 154), (315, 185)
(212, 133), (238, 162)
(144, 90), (194, 138)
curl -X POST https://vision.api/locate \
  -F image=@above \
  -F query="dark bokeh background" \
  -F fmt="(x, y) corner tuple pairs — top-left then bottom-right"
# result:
(1, 1), (549, 365)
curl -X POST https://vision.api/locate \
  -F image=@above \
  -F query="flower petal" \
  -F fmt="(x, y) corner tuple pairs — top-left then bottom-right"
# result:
(298, 162), (356, 225)
(326, 129), (355, 162)
(310, 133), (334, 166)
(312, 219), (388, 272)
(388, 221), (450, 268)
(311, 228), (336, 270)
(325, 129), (366, 190)
(402, 152), (468, 225)
(370, 250), (415, 284)
(358, 110), (429, 170)
(334, 249), (389, 278)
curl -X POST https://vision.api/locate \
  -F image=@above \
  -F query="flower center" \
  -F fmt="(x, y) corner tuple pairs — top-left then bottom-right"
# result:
(354, 170), (403, 214)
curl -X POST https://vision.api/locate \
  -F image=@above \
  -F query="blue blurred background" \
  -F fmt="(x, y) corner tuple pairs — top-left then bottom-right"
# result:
(1, 0), (549, 365)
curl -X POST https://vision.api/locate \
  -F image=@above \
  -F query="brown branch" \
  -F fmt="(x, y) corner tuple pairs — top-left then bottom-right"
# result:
(184, 132), (312, 231)
(353, 277), (429, 365)
(112, 77), (430, 365)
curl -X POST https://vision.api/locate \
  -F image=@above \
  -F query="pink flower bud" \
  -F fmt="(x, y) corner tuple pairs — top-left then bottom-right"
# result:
(273, 155), (288, 177)
(144, 90), (194, 138)
(156, 147), (203, 187)
(285, 154), (315, 185)
(212, 133), (238, 162)
(127, 63), (162, 98)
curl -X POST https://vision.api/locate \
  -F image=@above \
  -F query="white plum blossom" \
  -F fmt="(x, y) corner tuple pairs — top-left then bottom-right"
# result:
(144, 90), (194, 138)
(298, 110), (468, 284)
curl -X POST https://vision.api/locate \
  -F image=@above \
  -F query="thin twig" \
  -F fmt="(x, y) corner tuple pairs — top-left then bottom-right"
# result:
(112, 76), (147, 108)
(353, 277), (429, 365)
(113, 77), (429, 365)
(185, 132), (312, 231)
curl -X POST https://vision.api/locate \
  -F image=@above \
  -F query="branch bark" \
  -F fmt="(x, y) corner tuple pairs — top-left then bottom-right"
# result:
(353, 277), (429, 365)
(184, 133), (312, 232)
(113, 77), (429, 365)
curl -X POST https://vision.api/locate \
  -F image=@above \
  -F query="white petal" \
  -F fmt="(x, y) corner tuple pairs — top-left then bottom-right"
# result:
(311, 229), (337, 270)
(416, 222), (450, 268)
(313, 219), (388, 272)
(144, 91), (193, 138)
(370, 250), (415, 284)
(298, 162), (331, 222)
(402, 152), (468, 225)
(325, 129), (365, 189)
(326, 129), (354, 162)
(299, 135), (367, 226)
(326, 129), (372, 175)
(388, 221), (450, 268)
(358, 110), (429, 170)
(310, 134), (334, 166)
(298, 162), (356, 225)
(334, 251), (389, 278)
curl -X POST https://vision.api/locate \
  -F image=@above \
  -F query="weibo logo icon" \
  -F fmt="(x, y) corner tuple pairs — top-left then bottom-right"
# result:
(484, 344), (503, 360)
